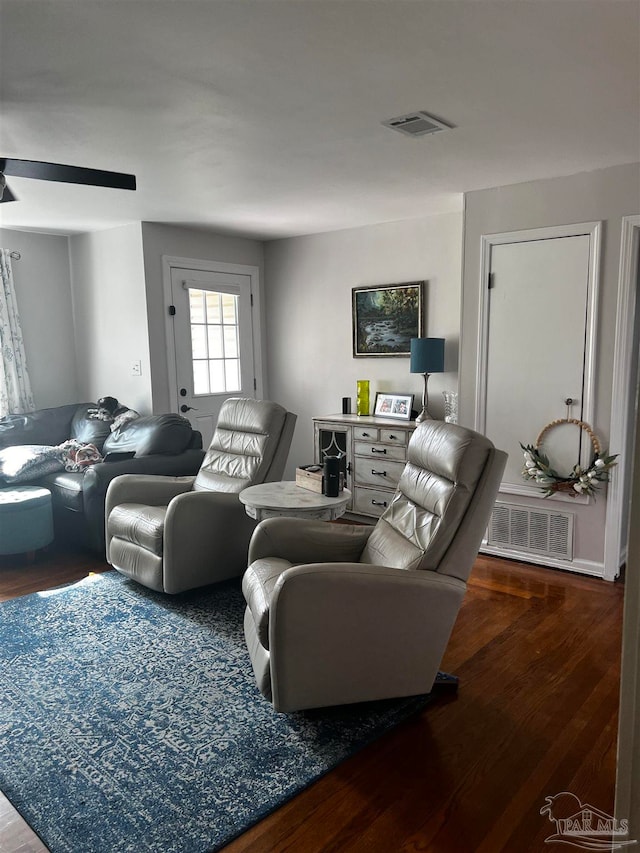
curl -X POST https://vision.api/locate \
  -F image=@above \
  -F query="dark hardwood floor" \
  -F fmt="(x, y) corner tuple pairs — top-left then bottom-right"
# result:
(0, 546), (625, 853)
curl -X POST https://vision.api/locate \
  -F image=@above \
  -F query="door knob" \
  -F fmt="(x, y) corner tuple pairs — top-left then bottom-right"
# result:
(180, 404), (197, 413)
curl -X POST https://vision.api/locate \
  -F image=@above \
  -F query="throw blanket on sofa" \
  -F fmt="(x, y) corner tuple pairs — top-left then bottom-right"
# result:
(0, 440), (103, 483)
(57, 439), (103, 472)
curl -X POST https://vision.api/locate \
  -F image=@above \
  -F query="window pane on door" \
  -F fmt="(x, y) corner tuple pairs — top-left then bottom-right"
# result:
(223, 326), (238, 359)
(188, 288), (242, 395)
(189, 290), (206, 324)
(191, 325), (207, 359)
(193, 360), (209, 395)
(209, 360), (225, 392)
(207, 326), (223, 359)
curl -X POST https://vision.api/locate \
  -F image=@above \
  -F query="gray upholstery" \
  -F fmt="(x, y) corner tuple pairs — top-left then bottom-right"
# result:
(242, 420), (507, 712)
(106, 398), (296, 594)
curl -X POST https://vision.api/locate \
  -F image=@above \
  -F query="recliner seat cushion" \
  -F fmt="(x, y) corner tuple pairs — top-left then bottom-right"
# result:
(108, 503), (167, 555)
(360, 421), (492, 572)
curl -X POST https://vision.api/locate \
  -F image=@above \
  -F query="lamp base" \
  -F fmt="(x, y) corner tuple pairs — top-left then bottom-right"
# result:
(415, 372), (434, 423)
(415, 406), (434, 423)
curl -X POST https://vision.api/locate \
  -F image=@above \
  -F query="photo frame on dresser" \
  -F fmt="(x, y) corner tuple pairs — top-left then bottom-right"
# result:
(373, 392), (414, 421)
(352, 281), (425, 357)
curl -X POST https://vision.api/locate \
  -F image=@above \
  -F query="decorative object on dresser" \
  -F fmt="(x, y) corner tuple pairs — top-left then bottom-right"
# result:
(314, 414), (417, 518)
(373, 392), (414, 421)
(356, 379), (370, 416)
(410, 337), (445, 422)
(442, 390), (459, 424)
(352, 281), (424, 357)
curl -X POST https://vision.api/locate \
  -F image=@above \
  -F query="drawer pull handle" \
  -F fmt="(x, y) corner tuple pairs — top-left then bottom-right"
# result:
(371, 469), (387, 477)
(389, 434), (397, 440)
(362, 431), (370, 437)
(372, 499), (388, 507)
(371, 447), (387, 454)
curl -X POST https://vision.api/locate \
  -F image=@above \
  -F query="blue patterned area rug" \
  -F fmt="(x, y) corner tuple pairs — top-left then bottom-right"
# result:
(0, 571), (430, 853)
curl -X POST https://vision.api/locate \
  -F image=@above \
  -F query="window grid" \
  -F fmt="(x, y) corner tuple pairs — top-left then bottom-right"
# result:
(188, 289), (241, 395)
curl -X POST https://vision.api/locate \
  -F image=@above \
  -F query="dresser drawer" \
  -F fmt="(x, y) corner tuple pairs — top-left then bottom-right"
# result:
(353, 486), (393, 517)
(380, 428), (408, 445)
(353, 426), (379, 441)
(354, 441), (406, 462)
(355, 458), (405, 489)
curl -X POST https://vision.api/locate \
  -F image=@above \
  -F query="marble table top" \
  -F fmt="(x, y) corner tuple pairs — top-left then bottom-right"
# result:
(239, 481), (351, 521)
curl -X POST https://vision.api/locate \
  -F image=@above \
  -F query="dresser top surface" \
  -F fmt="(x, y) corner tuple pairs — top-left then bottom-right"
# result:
(313, 414), (417, 429)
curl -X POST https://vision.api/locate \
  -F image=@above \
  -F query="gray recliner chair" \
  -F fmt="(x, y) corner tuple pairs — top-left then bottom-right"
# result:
(106, 398), (296, 594)
(242, 420), (506, 712)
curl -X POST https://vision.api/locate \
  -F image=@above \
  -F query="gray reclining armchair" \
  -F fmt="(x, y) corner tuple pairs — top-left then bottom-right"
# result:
(242, 420), (506, 712)
(106, 398), (296, 594)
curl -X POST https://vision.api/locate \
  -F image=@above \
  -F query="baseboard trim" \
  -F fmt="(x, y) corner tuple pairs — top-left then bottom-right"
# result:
(480, 543), (609, 580)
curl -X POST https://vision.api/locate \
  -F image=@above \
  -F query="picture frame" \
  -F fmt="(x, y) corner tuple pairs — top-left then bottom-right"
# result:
(373, 392), (414, 421)
(352, 281), (424, 357)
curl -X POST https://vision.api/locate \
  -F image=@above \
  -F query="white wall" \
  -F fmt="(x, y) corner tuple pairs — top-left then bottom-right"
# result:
(0, 228), (78, 408)
(140, 222), (264, 413)
(460, 162), (640, 574)
(69, 223), (152, 412)
(264, 212), (464, 478)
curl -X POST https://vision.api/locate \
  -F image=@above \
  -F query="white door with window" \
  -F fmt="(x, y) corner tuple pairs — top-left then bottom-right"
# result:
(169, 265), (258, 446)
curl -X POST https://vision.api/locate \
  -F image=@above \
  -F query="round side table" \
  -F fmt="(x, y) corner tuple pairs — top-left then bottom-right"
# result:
(0, 486), (54, 558)
(239, 482), (351, 522)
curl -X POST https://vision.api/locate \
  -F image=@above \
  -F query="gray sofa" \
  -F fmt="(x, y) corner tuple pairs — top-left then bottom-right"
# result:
(0, 402), (204, 553)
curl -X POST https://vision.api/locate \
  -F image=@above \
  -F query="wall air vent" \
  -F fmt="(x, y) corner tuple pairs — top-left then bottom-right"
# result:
(382, 110), (453, 138)
(487, 503), (574, 561)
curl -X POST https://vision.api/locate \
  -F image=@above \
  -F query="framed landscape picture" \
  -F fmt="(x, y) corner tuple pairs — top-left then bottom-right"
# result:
(374, 392), (414, 421)
(352, 281), (424, 357)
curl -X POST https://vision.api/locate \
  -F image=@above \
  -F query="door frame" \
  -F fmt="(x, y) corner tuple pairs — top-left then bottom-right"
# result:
(161, 255), (265, 416)
(475, 221), (602, 501)
(604, 215), (640, 581)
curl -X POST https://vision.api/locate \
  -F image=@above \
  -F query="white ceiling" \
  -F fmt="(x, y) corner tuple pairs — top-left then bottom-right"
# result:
(0, 0), (638, 240)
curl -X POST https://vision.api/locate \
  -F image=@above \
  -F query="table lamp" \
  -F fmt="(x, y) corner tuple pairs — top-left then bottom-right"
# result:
(410, 337), (445, 422)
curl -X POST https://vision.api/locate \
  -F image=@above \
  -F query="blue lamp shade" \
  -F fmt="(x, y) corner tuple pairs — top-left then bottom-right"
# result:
(410, 338), (445, 374)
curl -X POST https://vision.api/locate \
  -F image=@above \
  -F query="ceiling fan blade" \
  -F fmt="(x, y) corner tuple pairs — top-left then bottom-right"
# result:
(0, 183), (17, 203)
(1, 158), (136, 191)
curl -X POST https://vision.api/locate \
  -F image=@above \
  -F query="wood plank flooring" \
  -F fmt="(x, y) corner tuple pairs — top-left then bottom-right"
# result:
(0, 547), (625, 853)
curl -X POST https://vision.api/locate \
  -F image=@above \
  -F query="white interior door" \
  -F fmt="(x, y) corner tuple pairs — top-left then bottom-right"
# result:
(170, 267), (256, 446)
(484, 234), (592, 490)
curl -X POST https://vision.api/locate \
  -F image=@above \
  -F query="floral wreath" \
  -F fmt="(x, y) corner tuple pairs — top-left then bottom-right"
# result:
(521, 418), (617, 498)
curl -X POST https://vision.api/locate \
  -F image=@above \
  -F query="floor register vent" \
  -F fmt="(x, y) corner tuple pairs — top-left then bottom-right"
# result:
(487, 503), (574, 561)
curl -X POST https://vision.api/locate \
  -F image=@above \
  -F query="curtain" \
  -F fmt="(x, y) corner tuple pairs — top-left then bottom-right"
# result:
(0, 249), (35, 416)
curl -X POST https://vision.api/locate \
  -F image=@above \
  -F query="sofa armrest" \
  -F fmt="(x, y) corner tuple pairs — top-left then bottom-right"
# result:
(269, 564), (466, 711)
(248, 517), (374, 565)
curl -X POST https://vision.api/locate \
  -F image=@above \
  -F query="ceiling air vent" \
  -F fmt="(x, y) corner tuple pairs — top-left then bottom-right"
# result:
(382, 111), (453, 138)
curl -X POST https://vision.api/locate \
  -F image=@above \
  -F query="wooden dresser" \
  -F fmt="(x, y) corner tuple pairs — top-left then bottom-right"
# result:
(312, 414), (417, 519)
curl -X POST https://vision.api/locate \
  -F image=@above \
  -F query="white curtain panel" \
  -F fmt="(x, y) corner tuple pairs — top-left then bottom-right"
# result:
(0, 249), (35, 416)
